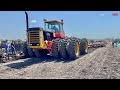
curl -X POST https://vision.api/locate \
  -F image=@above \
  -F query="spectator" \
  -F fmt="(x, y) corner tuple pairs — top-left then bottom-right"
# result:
(11, 43), (16, 55)
(4, 40), (10, 56)
(15, 42), (18, 52)
(117, 41), (120, 48)
(112, 39), (115, 48)
(115, 39), (118, 47)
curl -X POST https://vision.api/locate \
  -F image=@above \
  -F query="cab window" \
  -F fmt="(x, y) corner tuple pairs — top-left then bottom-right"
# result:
(45, 22), (61, 33)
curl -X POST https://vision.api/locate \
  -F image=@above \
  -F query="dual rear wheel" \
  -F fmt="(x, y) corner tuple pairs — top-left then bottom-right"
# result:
(52, 38), (88, 60)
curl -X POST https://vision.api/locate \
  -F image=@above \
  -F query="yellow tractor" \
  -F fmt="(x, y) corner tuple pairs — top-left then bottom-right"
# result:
(23, 12), (88, 60)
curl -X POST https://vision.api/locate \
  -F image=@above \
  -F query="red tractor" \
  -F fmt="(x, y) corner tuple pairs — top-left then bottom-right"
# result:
(23, 12), (88, 60)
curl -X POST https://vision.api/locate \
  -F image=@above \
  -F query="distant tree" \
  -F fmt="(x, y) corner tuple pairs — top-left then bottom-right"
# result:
(17, 39), (22, 42)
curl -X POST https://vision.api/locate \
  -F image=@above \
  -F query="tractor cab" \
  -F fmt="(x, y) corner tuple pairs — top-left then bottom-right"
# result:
(44, 19), (65, 39)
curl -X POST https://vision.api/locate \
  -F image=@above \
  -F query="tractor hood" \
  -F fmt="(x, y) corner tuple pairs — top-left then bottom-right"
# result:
(27, 27), (54, 33)
(28, 27), (44, 31)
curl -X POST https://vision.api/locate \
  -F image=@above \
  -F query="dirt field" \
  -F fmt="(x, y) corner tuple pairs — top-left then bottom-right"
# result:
(0, 43), (120, 79)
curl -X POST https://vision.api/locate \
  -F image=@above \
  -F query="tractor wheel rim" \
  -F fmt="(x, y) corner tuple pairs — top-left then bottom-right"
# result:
(85, 42), (88, 53)
(75, 42), (79, 56)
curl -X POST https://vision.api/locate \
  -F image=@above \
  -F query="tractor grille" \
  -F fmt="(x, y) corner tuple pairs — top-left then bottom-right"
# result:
(29, 31), (40, 46)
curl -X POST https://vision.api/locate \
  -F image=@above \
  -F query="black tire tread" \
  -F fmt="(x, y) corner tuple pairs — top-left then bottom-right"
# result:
(52, 38), (61, 59)
(34, 50), (41, 58)
(22, 42), (29, 58)
(60, 39), (68, 59)
(67, 38), (80, 60)
(28, 48), (35, 57)
(80, 38), (88, 55)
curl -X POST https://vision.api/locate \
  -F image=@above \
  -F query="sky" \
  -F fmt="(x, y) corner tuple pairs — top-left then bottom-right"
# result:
(0, 11), (120, 40)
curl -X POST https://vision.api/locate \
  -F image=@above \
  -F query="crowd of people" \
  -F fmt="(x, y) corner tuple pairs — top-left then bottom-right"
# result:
(2, 40), (24, 56)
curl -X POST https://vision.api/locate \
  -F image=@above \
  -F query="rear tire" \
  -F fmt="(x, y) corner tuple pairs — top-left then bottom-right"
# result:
(67, 39), (80, 60)
(60, 40), (69, 59)
(52, 38), (61, 59)
(80, 38), (88, 55)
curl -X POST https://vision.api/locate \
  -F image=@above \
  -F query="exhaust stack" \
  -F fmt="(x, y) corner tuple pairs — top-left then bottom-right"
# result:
(25, 11), (29, 30)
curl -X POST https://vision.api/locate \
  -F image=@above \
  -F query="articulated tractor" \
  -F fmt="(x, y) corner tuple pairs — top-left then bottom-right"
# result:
(23, 12), (88, 60)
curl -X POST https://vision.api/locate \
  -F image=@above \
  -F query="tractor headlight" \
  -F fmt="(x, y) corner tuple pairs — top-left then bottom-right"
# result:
(37, 44), (39, 46)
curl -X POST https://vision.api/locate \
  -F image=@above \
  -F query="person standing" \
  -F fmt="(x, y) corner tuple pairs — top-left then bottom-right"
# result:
(11, 43), (16, 55)
(112, 39), (115, 48)
(117, 42), (120, 48)
(4, 40), (9, 56)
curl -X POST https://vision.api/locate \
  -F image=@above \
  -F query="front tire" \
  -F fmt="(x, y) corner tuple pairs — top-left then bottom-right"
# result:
(22, 42), (29, 58)
(34, 50), (41, 58)
(28, 48), (35, 57)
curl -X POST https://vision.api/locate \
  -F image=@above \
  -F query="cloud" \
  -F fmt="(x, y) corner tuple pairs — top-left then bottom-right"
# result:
(99, 14), (105, 16)
(31, 19), (37, 23)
